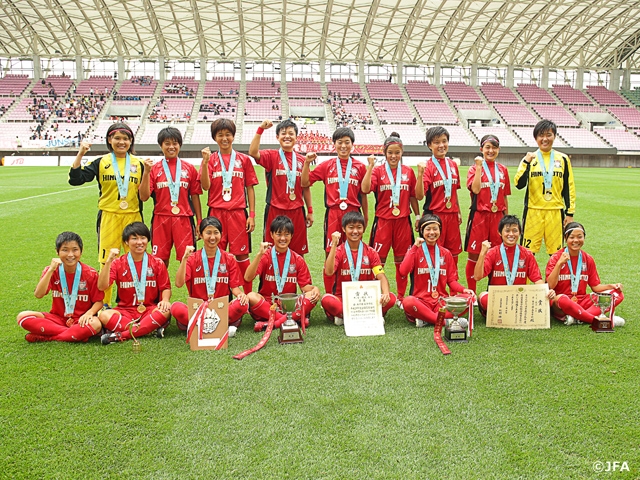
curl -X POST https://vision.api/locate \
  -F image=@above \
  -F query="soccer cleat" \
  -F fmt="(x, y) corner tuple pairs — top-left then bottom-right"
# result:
(253, 321), (267, 332)
(395, 299), (404, 311)
(297, 317), (310, 328)
(565, 315), (576, 326)
(334, 316), (344, 326)
(228, 325), (237, 338)
(613, 316), (625, 327)
(155, 327), (165, 339)
(415, 319), (427, 328)
(325, 313), (335, 324)
(101, 332), (121, 345)
(25, 333), (53, 343)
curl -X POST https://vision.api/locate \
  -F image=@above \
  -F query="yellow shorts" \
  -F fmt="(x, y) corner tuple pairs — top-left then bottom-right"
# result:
(97, 211), (143, 264)
(521, 208), (563, 254)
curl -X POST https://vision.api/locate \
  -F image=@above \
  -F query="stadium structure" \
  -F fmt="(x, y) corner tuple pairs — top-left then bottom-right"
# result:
(2, 0), (640, 165)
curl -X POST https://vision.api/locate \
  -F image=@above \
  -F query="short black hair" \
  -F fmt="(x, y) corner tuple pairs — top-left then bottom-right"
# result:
(533, 120), (557, 139)
(341, 211), (365, 228)
(210, 118), (236, 139)
(275, 119), (298, 136)
(122, 222), (151, 242)
(425, 126), (450, 147)
(106, 122), (135, 154)
(498, 215), (522, 234)
(200, 216), (223, 235)
(270, 215), (294, 235)
(157, 126), (183, 147)
(332, 127), (355, 143)
(383, 132), (403, 154)
(417, 214), (442, 236)
(55, 231), (83, 252)
(564, 221), (586, 239)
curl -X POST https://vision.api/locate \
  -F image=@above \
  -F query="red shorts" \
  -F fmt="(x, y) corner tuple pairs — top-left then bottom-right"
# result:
(42, 312), (74, 326)
(369, 216), (414, 260)
(464, 210), (505, 254)
(264, 204), (308, 255)
(151, 214), (196, 261)
(434, 211), (462, 256)
(324, 205), (360, 251)
(208, 207), (252, 256)
(107, 307), (155, 331)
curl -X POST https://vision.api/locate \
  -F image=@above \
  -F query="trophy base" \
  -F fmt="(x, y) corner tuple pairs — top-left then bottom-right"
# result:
(445, 326), (468, 342)
(591, 315), (614, 333)
(278, 322), (304, 344)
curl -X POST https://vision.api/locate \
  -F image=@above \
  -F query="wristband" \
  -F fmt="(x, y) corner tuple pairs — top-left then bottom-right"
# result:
(249, 211), (256, 218)
(307, 207), (313, 214)
(256, 127), (264, 135)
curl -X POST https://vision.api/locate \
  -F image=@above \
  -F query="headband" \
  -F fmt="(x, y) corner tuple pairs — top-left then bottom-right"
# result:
(564, 226), (585, 238)
(108, 128), (133, 137)
(481, 136), (500, 147)
(421, 219), (441, 231)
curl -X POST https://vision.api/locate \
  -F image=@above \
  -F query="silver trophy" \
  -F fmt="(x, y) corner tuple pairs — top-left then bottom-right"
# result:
(444, 296), (469, 342)
(274, 293), (304, 344)
(591, 292), (614, 332)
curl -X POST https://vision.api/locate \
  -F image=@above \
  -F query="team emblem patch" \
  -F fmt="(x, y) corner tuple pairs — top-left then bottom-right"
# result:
(518, 259), (525, 268)
(79, 280), (87, 291)
(219, 263), (227, 273)
(235, 160), (242, 168)
(181, 170), (188, 178)
(402, 173), (408, 181)
(130, 165), (138, 173)
(554, 160), (561, 168)
(288, 264), (297, 274)
(147, 267), (154, 277)
(363, 256), (370, 265)
(351, 167), (359, 176)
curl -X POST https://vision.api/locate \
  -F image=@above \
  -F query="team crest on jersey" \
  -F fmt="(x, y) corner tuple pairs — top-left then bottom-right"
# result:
(297, 161), (303, 170)
(181, 170), (188, 178)
(582, 263), (587, 271)
(363, 256), (370, 265)
(402, 173), (408, 181)
(554, 160), (561, 168)
(288, 264), (297, 274)
(219, 263), (227, 274)
(79, 280), (87, 291)
(130, 165), (138, 174)
(147, 267), (154, 277)
(351, 167), (359, 176)
(518, 259), (525, 268)
(235, 160), (242, 169)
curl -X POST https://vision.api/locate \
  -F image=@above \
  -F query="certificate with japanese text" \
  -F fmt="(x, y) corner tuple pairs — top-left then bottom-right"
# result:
(342, 281), (385, 337)
(486, 284), (550, 329)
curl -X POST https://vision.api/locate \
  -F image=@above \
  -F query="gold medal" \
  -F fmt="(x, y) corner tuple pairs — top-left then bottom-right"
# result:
(137, 304), (146, 313)
(432, 291), (439, 299)
(392, 207), (400, 217)
(445, 200), (452, 209)
(171, 204), (180, 215)
(65, 316), (74, 327)
(572, 294), (578, 302)
(491, 203), (498, 213)
(119, 200), (129, 210)
(544, 191), (552, 201)
(289, 193), (296, 201)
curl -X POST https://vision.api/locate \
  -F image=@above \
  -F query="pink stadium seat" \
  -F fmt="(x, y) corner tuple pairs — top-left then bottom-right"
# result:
(405, 81), (445, 102)
(480, 83), (519, 103)
(367, 80), (404, 100)
(516, 84), (556, 104)
(587, 86), (629, 106)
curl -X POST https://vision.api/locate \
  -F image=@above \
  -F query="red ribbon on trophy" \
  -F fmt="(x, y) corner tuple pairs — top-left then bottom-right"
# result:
(233, 304), (277, 360)
(186, 300), (208, 344)
(434, 307), (451, 355)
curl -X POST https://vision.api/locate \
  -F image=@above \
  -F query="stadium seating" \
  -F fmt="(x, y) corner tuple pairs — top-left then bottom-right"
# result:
(552, 85), (593, 105)
(414, 102), (458, 124)
(31, 75), (74, 96)
(443, 82), (483, 102)
(607, 107), (640, 128)
(161, 76), (199, 97)
(557, 128), (610, 148)
(470, 126), (523, 147)
(243, 99), (282, 121)
(203, 77), (240, 97)
(374, 101), (415, 123)
(405, 81), (445, 101)
(530, 105), (580, 127)
(246, 77), (280, 98)
(75, 76), (115, 96)
(287, 78), (322, 98)
(493, 104), (539, 126)
(381, 125), (426, 145)
(424, 125), (477, 146)
(197, 100), (237, 121)
(516, 84), (556, 104)
(116, 77), (158, 97)
(0, 74), (31, 96)
(367, 80), (404, 100)
(587, 86), (628, 106)
(90, 120), (140, 143)
(327, 79), (363, 98)
(138, 123), (187, 144)
(149, 99), (194, 122)
(593, 128), (640, 150)
(480, 83), (520, 103)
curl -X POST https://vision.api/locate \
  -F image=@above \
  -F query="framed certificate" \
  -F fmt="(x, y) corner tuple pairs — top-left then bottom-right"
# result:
(486, 284), (550, 329)
(342, 280), (385, 337)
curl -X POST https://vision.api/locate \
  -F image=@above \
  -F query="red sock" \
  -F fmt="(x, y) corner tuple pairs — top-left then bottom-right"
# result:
(171, 302), (189, 329)
(53, 323), (99, 342)
(250, 299), (286, 325)
(403, 296), (439, 324)
(321, 294), (343, 318)
(323, 269), (336, 295)
(229, 299), (249, 324)
(383, 293), (398, 315)
(557, 295), (595, 323)
(104, 311), (125, 332)
(291, 297), (315, 321)
(395, 263), (407, 299)
(478, 292), (488, 316)
(465, 259), (477, 292)
(120, 310), (168, 340)
(236, 257), (252, 294)
(18, 315), (66, 336)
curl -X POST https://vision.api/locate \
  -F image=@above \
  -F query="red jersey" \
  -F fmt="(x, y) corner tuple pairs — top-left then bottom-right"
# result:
(256, 248), (312, 300)
(546, 249), (600, 296)
(482, 244), (542, 285)
(257, 149), (305, 209)
(398, 244), (464, 297)
(43, 263), (104, 319)
(422, 157), (461, 214)
(308, 157), (366, 208)
(149, 158), (202, 216)
(466, 161), (511, 212)
(109, 254), (171, 308)
(333, 242), (383, 297)
(185, 248), (243, 300)
(370, 163), (417, 219)
(203, 151), (259, 210)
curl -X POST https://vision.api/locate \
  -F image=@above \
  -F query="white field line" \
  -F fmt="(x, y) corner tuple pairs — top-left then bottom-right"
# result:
(0, 185), (94, 205)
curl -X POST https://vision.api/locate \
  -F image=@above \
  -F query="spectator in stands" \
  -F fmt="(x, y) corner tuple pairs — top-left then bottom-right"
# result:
(514, 120), (576, 255)
(464, 135), (511, 293)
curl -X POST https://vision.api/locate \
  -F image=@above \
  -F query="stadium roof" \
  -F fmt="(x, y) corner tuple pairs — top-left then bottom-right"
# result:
(2, 0), (640, 70)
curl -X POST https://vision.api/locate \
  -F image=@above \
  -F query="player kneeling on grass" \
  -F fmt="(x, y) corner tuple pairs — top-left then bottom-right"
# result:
(321, 211), (396, 326)
(17, 232), (104, 343)
(399, 215), (474, 328)
(139, 126), (202, 267)
(244, 216), (320, 332)
(546, 222), (625, 327)
(474, 215), (555, 316)
(98, 222), (172, 345)
(171, 217), (249, 337)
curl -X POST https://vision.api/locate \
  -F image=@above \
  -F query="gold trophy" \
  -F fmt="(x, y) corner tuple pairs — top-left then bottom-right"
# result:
(129, 323), (142, 352)
(591, 292), (614, 333)
(444, 296), (469, 342)
(274, 293), (304, 344)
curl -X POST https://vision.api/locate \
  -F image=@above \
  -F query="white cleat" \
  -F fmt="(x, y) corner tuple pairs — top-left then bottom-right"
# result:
(613, 316), (625, 328)
(228, 325), (237, 337)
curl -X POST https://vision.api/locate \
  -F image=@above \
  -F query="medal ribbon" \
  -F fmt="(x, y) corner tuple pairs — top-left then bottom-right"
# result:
(271, 248), (292, 294)
(481, 160), (500, 203)
(217, 150), (236, 190)
(336, 156), (353, 200)
(535, 149), (555, 192)
(202, 247), (222, 297)
(161, 157), (182, 204)
(127, 253), (149, 305)
(278, 148), (297, 195)
(431, 156), (452, 199)
(110, 152), (131, 200)
(384, 162), (403, 206)
(565, 248), (583, 295)
(500, 244), (520, 286)
(346, 242), (364, 282)
(58, 263), (82, 316)
(421, 242), (441, 293)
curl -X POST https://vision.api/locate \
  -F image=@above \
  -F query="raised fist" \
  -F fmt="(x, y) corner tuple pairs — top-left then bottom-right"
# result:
(79, 141), (92, 155)
(481, 240), (491, 253)
(183, 246), (195, 260)
(474, 156), (484, 167)
(201, 147), (211, 162)
(108, 248), (120, 262)
(260, 119), (274, 130)
(367, 155), (376, 167)
(50, 258), (63, 270)
(331, 231), (342, 246)
(305, 152), (317, 164)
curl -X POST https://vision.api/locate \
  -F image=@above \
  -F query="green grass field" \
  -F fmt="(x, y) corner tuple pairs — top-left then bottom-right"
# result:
(0, 166), (638, 479)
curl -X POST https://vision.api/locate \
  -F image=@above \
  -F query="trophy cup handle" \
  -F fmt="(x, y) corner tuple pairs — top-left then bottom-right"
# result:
(129, 322), (142, 353)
